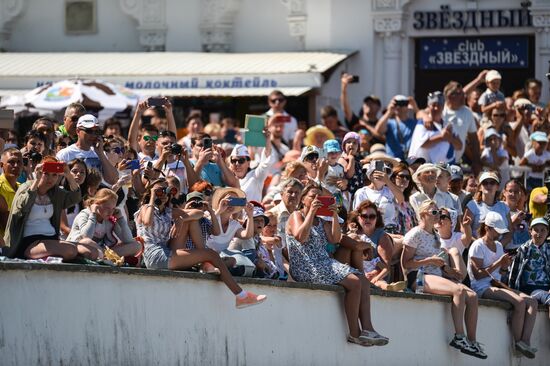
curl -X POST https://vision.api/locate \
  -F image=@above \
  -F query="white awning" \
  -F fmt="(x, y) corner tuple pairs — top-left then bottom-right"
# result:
(0, 51), (354, 98)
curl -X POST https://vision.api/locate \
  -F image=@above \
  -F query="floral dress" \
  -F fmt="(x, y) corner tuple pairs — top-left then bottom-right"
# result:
(286, 216), (359, 285)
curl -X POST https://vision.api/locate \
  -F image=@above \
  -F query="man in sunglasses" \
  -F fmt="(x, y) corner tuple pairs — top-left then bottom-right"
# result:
(510, 98), (537, 160)
(135, 125), (160, 162)
(56, 114), (119, 185)
(57, 103), (85, 143)
(264, 90), (297, 146)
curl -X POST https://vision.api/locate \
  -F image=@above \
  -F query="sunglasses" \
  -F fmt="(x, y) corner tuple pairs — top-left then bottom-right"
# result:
(304, 154), (319, 162)
(155, 186), (178, 197)
(143, 135), (159, 142)
(270, 97), (285, 103)
(79, 128), (101, 135)
(481, 179), (498, 186)
(429, 209), (441, 216)
(396, 173), (411, 180)
(159, 130), (176, 138)
(440, 214), (450, 221)
(360, 213), (377, 221)
(230, 157), (248, 165)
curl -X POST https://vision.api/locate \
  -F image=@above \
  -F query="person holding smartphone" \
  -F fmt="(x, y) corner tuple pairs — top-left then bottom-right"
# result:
(286, 183), (389, 346)
(468, 211), (538, 359)
(3, 156), (83, 260)
(190, 133), (239, 188)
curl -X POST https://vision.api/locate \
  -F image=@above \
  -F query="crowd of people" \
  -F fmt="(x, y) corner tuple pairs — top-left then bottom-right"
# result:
(0, 69), (549, 358)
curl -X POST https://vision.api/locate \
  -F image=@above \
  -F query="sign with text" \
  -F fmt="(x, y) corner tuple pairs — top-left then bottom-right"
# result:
(419, 36), (529, 70)
(413, 8), (531, 31)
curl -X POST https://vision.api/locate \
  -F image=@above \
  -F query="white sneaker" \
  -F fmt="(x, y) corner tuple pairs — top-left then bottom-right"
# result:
(359, 330), (389, 346)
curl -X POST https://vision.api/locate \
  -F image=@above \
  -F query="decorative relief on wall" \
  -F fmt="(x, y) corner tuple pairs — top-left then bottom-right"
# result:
(120, 0), (167, 51)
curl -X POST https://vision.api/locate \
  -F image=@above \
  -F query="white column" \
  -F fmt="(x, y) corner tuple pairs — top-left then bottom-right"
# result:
(374, 17), (404, 103)
(531, 0), (550, 102)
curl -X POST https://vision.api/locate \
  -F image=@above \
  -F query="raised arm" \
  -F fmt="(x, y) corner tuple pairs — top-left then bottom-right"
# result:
(163, 98), (177, 135)
(374, 100), (396, 139)
(463, 70), (488, 95)
(129, 101), (148, 153)
(340, 73), (354, 122)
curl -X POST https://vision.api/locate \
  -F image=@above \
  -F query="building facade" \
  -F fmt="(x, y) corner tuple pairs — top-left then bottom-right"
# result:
(2, 0), (550, 119)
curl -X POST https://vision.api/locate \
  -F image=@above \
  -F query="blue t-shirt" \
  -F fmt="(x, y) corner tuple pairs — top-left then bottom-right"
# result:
(190, 160), (224, 187)
(385, 118), (417, 160)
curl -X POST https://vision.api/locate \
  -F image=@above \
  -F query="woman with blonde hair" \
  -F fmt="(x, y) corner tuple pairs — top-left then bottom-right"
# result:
(67, 188), (140, 259)
(402, 199), (486, 359)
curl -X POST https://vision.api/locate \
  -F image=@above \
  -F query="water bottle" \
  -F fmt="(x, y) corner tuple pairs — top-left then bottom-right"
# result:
(415, 267), (424, 294)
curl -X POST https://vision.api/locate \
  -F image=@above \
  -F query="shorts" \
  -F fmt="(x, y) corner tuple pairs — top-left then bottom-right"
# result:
(530, 289), (550, 305)
(16, 234), (59, 258)
(143, 245), (171, 269)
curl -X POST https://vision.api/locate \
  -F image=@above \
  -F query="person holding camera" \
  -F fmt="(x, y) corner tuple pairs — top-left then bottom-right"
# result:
(18, 130), (47, 182)
(374, 95), (418, 160)
(190, 133), (239, 188)
(152, 129), (198, 194)
(136, 178), (266, 308)
(3, 156), (83, 260)
(56, 114), (119, 185)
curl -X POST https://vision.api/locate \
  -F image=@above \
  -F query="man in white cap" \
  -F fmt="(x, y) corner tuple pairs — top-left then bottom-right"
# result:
(520, 131), (550, 191)
(56, 114), (119, 185)
(228, 136), (276, 203)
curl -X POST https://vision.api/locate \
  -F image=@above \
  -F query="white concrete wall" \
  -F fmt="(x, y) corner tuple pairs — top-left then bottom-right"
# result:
(0, 265), (548, 366)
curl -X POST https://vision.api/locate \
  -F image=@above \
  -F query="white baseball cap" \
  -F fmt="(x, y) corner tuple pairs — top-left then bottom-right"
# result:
(76, 114), (99, 129)
(230, 144), (250, 158)
(485, 70), (502, 82)
(484, 211), (509, 234)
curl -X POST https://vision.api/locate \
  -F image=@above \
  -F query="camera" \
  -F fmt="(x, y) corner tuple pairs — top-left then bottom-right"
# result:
(25, 151), (42, 163)
(395, 99), (409, 107)
(188, 200), (203, 209)
(170, 143), (183, 155)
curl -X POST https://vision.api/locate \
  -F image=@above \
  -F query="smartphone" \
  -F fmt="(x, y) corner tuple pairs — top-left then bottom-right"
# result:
(505, 248), (519, 256)
(42, 161), (65, 174)
(127, 159), (140, 170)
(316, 196), (336, 216)
(374, 160), (385, 172)
(203, 137), (213, 149)
(437, 251), (449, 265)
(276, 115), (291, 123)
(228, 197), (246, 206)
(148, 97), (166, 107)
(147, 161), (153, 169)
(350, 75), (360, 83)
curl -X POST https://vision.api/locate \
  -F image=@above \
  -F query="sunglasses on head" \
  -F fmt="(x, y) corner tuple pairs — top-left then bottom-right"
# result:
(230, 157), (248, 165)
(143, 135), (159, 142)
(270, 97), (285, 103)
(360, 213), (377, 221)
(304, 153), (319, 162)
(440, 214), (450, 221)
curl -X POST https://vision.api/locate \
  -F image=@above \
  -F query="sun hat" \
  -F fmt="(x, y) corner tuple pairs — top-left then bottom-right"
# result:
(412, 163), (438, 185)
(186, 191), (205, 202)
(514, 98), (533, 109)
(363, 143), (397, 164)
(304, 125), (335, 147)
(449, 165), (463, 181)
(484, 211), (509, 234)
(212, 187), (246, 209)
(530, 131), (548, 143)
(342, 132), (360, 147)
(300, 145), (321, 161)
(252, 205), (269, 225)
(484, 128), (502, 143)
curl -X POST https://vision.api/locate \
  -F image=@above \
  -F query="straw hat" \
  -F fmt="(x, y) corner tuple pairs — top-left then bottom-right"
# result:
(212, 187), (246, 209)
(363, 143), (398, 165)
(304, 125), (335, 147)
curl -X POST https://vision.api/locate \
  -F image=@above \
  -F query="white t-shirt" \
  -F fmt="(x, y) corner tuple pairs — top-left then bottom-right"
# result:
(440, 232), (465, 254)
(403, 226), (443, 276)
(205, 216), (243, 252)
(523, 148), (550, 179)
(466, 200), (509, 238)
(409, 189), (456, 215)
(353, 186), (397, 226)
(468, 238), (504, 294)
(23, 203), (56, 237)
(56, 144), (103, 171)
(442, 106), (477, 161)
(408, 122), (450, 163)
(324, 163), (345, 194)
